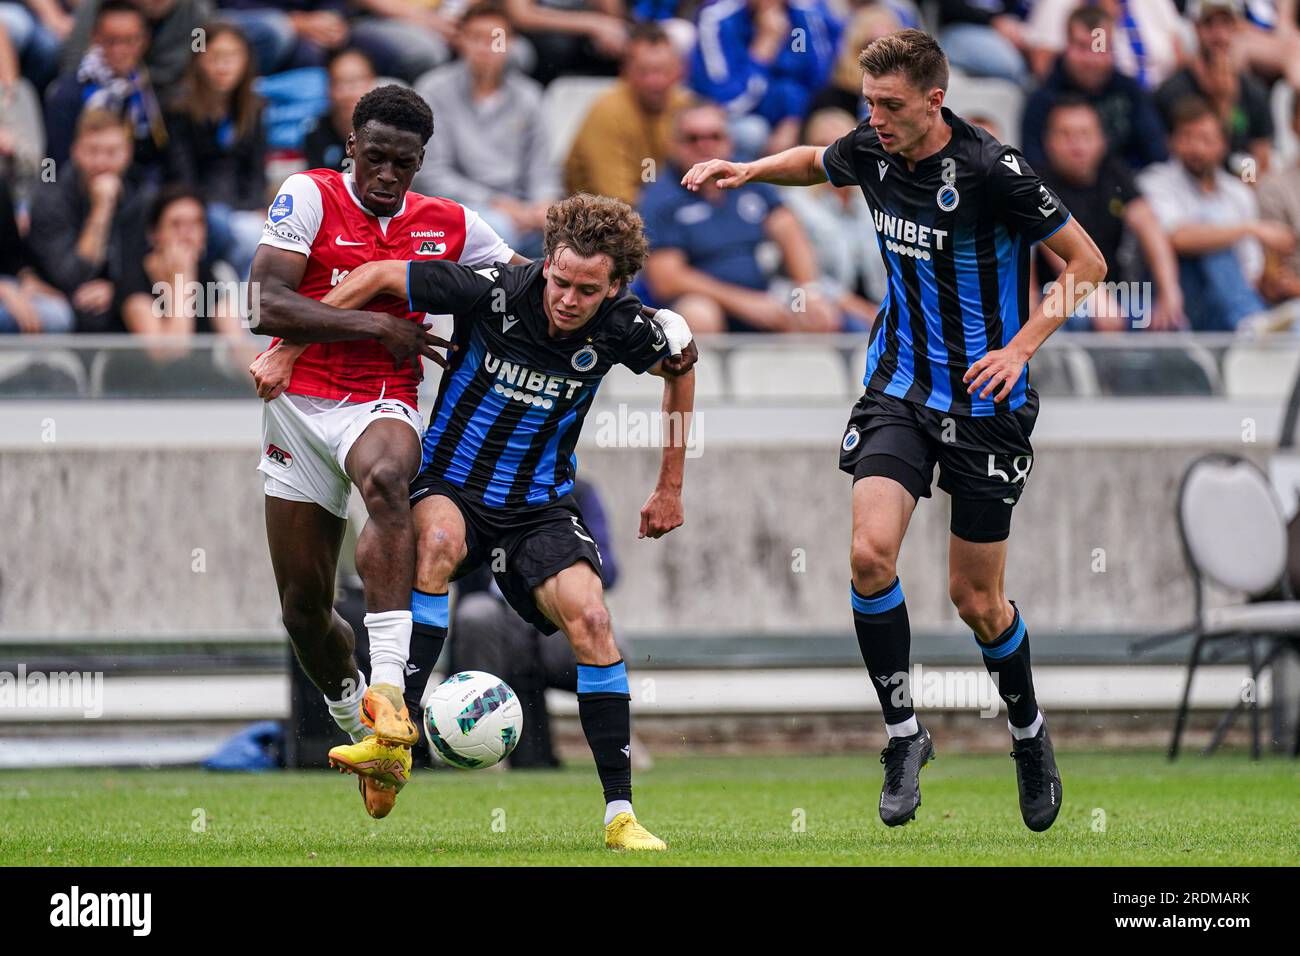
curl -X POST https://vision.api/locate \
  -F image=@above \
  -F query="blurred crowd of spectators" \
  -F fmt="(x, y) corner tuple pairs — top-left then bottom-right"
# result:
(5, 0), (1300, 338)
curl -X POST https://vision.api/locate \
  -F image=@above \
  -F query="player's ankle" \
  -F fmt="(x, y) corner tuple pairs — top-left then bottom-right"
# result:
(604, 800), (633, 825)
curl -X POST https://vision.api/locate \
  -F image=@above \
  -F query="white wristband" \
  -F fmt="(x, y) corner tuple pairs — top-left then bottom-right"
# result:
(653, 308), (693, 357)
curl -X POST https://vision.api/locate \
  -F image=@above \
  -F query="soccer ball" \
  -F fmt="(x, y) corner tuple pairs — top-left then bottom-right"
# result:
(423, 671), (524, 769)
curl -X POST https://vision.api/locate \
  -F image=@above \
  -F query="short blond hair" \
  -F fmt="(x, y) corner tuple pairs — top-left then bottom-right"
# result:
(74, 108), (132, 143)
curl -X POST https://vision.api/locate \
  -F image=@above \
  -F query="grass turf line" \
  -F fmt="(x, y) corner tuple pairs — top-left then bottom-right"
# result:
(1, 752), (1296, 866)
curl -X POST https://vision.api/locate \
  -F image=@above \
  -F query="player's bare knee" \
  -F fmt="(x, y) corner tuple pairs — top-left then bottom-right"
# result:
(415, 525), (461, 589)
(850, 537), (897, 594)
(581, 601), (612, 637)
(565, 601), (613, 657)
(950, 580), (1002, 634)
(358, 460), (410, 516)
(280, 591), (333, 642)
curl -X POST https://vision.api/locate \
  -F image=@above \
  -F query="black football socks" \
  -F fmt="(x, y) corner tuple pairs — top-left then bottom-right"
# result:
(407, 589), (449, 722)
(577, 660), (633, 822)
(975, 602), (1042, 735)
(851, 578), (917, 737)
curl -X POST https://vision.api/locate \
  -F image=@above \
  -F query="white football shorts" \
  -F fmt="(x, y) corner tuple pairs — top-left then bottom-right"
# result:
(258, 392), (422, 519)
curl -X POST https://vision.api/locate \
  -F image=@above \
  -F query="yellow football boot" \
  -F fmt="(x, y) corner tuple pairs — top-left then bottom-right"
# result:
(328, 734), (413, 819)
(359, 682), (419, 746)
(604, 812), (667, 852)
(358, 776), (398, 819)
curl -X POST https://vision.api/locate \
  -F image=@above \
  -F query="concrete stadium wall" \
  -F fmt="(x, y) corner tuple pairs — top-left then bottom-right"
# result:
(0, 397), (1274, 637)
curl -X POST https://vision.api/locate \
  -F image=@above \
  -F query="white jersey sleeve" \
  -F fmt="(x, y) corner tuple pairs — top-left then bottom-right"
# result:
(458, 204), (515, 267)
(259, 173), (325, 256)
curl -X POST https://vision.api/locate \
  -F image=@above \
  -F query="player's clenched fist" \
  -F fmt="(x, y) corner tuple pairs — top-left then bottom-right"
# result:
(638, 487), (684, 539)
(249, 342), (299, 401)
(681, 159), (752, 192)
(659, 339), (699, 377)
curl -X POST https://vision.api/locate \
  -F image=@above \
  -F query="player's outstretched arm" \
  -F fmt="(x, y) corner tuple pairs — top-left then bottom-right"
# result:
(319, 260), (410, 310)
(680, 145), (829, 192)
(251, 246), (450, 371)
(964, 217), (1107, 402)
(638, 362), (695, 539)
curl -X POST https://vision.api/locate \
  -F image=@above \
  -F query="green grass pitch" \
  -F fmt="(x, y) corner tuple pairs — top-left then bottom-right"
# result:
(2, 752), (1296, 866)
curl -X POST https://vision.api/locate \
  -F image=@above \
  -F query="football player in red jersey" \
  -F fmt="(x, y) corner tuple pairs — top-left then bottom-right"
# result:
(248, 85), (529, 818)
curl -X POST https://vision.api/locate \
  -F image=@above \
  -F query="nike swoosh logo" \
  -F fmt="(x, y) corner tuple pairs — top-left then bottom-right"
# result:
(335, 236), (365, 246)
(502, 315), (518, 333)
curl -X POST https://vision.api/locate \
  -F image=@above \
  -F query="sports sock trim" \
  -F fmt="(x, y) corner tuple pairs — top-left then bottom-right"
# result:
(886, 715), (919, 739)
(411, 589), (449, 628)
(974, 606), (1026, 660)
(851, 578), (904, 615)
(577, 660), (629, 696)
(1010, 710), (1044, 740)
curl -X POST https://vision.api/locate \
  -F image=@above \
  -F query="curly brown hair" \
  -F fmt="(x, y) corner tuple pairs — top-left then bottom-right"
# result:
(543, 193), (650, 284)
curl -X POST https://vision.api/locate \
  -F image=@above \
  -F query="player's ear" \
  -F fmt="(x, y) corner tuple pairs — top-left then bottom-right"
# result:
(345, 133), (355, 158)
(541, 256), (551, 279)
(605, 278), (622, 300)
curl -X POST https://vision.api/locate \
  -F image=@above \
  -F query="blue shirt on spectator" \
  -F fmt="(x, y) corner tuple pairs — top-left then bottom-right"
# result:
(635, 169), (782, 305)
(690, 0), (842, 127)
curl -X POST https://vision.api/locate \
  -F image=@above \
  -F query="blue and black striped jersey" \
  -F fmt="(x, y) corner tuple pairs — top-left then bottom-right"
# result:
(407, 259), (672, 509)
(823, 106), (1072, 416)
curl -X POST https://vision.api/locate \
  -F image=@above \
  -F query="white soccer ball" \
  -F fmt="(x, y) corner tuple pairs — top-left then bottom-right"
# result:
(423, 671), (524, 769)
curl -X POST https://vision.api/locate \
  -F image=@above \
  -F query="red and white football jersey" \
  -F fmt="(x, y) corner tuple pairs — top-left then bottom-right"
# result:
(258, 169), (514, 407)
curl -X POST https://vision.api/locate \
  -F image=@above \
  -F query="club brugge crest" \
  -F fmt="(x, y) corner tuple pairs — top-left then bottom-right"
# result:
(269, 193), (293, 222)
(842, 426), (861, 452)
(936, 184), (960, 211)
(571, 345), (598, 372)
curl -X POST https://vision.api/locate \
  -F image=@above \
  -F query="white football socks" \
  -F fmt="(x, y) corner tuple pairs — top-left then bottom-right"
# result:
(1010, 710), (1044, 740)
(604, 800), (634, 825)
(325, 671), (368, 743)
(366, 609), (413, 690)
(886, 715), (919, 739)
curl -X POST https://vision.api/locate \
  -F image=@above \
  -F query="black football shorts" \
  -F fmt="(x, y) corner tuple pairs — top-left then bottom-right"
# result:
(838, 387), (1039, 542)
(409, 475), (604, 634)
